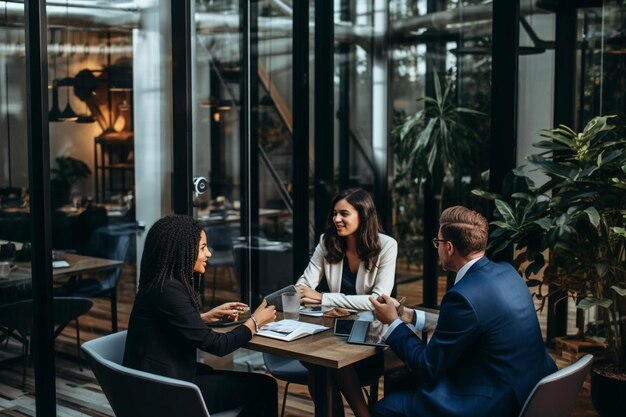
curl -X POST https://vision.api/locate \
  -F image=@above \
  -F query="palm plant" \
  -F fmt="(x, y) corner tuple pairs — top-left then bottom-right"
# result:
(392, 71), (484, 266)
(473, 116), (626, 371)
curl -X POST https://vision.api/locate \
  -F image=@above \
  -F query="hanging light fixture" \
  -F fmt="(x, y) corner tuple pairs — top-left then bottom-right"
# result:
(75, 33), (96, 124)
(49, 29), (63, 122)
(58, 0), (78, 121)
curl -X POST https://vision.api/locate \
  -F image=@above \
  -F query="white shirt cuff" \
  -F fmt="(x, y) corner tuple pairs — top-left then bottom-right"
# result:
(414, 309), (425, 331)
(383, 319), (403, 341)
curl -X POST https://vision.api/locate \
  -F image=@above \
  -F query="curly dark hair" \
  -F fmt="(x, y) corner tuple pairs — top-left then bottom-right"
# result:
(138, 215), (203, 310)
(323, 188), (382, 270)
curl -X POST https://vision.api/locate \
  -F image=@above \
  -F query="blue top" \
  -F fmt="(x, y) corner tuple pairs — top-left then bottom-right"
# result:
(340, 256), (358, 295)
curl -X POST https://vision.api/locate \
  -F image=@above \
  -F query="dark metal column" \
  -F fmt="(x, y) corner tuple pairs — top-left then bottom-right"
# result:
(422, 0), (447, 308)
(338, 0), (351, 191)
(547, 2), (577, 345)
(314, 0), (334, 238)
(292, 0), (310, 273)
(240, 0), (260, 306)
(25, 0), (56, 415)
(171, 0), (193, 216)
(488, 0), (519, 204)
(209, 69), (224, 198)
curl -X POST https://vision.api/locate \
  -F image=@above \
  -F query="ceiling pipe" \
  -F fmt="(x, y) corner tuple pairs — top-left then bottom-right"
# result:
(2, 1), (552, 50)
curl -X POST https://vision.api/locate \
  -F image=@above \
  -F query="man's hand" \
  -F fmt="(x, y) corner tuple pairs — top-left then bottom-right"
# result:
(369, 294), (399, 324)
(297, 285), (322, 305)
(201, 302), (248, 323)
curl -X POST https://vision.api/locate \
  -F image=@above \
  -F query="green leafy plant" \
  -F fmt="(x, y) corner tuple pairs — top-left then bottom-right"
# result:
(392, 71), (484, 267)
(473, 115), (626, 371)
(51, 156), (92, 186)
(50, 156), (91, 208)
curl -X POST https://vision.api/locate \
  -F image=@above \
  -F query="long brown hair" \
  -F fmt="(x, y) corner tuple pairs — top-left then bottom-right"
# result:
(138, 215), (203, 311)
(323, 188), (382, 270)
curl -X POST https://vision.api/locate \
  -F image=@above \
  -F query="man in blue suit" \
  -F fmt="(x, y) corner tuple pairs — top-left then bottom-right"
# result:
(371, 206), (556, 417)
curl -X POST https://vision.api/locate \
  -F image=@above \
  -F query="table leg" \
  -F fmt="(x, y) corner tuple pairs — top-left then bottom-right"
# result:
(313, 365), (335, 417)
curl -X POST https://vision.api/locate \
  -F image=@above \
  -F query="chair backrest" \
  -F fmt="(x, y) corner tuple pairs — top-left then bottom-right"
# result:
(205, 225), (239, 252)
(233, 243), (294, 300)
(263, 352), (309, 385)
(518, 354), (593, 417)
(85, 226), (131, 289)
(81, 331), (212, 417)
(53, 297), (93, 327)
(0, 297), (93, 338)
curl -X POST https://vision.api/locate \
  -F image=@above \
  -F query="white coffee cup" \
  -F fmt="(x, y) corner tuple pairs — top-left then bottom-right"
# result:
(0, 261), (14, 278)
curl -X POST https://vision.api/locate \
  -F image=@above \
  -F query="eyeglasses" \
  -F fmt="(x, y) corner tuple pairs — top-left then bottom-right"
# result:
(431, 238), (450, 249)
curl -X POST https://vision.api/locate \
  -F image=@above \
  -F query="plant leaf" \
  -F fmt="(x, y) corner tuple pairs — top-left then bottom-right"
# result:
(577, 297), (613, 310)
(583, 207), (600, 228)
(494, 199), (517, 226)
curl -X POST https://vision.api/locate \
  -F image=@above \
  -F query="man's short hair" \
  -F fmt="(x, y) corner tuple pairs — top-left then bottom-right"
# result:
(439, 206), (488, 257)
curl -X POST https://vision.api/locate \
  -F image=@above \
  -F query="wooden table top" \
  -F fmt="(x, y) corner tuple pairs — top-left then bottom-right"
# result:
(0, 252), (124, 289)
(217, 314), (384, 369)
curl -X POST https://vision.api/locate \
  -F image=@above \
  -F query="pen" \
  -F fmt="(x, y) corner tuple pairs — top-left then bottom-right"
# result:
(397, 297), (406, 316)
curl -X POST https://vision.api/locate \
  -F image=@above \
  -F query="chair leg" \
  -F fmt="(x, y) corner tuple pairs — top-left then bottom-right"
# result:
(111, 288), (118, 333)
(75, 318), (83, 371)
(281, 381), (290, 417)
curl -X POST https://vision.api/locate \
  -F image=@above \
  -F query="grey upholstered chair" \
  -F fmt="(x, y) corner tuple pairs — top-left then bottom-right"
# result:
(518, 354), (593, 417)
(0, 297), (93, 386)
(81, 331), (242, 417)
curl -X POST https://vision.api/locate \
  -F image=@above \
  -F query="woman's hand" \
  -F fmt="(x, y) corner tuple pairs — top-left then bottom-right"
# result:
(297, 285), (322, 304)
(245, 300), (276, 334)
(201, 302), (248, 323)
(252, 299), (276, 327)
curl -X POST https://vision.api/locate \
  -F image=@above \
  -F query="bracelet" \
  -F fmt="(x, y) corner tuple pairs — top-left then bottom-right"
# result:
(250, 315), (260, 333)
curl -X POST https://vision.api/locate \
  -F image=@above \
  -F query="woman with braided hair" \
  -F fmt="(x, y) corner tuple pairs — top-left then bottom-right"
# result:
(123, 215), (277, 417)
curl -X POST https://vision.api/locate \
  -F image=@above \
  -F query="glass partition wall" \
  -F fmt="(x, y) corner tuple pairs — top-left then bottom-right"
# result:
(3, 0), (626, 415)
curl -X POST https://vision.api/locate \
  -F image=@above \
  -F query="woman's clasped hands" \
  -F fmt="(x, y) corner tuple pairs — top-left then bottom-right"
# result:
(201, 302), (249, 323)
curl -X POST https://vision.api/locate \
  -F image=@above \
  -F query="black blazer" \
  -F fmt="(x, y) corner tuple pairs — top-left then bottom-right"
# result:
(123, 278), (252, 382)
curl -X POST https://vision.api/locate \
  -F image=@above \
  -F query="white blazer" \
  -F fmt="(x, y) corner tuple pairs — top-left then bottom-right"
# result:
(296, 233), (397, 311)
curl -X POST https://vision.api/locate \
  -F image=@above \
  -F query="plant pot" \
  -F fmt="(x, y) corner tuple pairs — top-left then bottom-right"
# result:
(591, 361), (626, 417)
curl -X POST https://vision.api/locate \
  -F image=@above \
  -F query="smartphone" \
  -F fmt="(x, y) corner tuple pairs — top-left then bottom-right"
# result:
(334, 319), (356, 336)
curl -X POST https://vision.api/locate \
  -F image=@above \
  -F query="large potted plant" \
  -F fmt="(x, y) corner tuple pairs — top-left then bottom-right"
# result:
(50, 156), (92, 208)
(473, 116), (626, 416)
(392, 70), (484, 269)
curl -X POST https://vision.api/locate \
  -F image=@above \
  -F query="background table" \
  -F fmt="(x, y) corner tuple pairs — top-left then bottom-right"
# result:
(0, 252), (124, 290)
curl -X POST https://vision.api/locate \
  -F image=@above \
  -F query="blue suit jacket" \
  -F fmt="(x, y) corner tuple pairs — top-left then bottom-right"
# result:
(386, 257), (556, 417)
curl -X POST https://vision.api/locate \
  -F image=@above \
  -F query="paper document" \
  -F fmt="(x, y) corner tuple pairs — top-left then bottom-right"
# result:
(257, 319), (330, 341)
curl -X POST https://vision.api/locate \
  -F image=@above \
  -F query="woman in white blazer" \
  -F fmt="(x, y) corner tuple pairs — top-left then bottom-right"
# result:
(296, 188), (397, 417)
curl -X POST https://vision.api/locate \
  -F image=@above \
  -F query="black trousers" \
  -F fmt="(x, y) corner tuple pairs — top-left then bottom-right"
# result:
(195, 364), (278, 417)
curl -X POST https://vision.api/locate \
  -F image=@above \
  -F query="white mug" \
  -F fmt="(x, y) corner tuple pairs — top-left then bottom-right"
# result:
(0, 261), (14, 278)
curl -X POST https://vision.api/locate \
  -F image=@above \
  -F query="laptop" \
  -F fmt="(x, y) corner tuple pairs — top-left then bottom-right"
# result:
(347, 319), (389, 347)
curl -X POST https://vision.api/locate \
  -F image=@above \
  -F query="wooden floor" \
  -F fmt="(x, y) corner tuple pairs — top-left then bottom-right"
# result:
(0, 262), (598, 416)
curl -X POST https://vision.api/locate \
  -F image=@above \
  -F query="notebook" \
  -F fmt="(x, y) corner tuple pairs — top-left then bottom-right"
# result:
(257, 319), (330, 342)
(347, 319), (389, 347)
